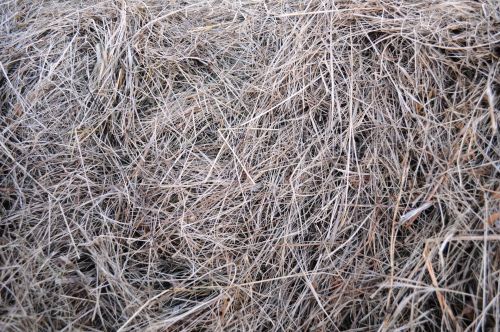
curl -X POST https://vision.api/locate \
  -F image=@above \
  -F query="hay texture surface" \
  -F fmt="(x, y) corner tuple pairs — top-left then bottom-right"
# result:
(1, 0), (499, 331)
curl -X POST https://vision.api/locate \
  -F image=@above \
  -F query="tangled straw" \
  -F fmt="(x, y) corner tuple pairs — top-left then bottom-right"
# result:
(1, 0), (499, 331)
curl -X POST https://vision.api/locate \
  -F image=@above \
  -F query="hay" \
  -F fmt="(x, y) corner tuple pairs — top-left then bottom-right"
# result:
(1, 0), (499, 331)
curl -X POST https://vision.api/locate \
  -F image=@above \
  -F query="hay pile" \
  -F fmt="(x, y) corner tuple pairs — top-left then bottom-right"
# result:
(1, 0), (499, 330)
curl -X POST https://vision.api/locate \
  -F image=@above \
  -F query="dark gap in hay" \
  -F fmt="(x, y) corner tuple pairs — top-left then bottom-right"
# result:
(0, 192), (14, 212)
(76, 252), (97, 281)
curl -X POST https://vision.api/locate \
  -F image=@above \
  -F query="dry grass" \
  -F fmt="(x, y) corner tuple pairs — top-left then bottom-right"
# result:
(1, 0), (499, 331)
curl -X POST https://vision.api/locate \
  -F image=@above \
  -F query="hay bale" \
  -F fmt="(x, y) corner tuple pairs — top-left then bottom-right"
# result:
(0, 0), (499, 330)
